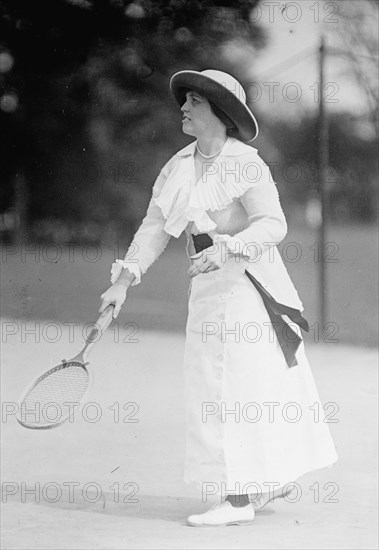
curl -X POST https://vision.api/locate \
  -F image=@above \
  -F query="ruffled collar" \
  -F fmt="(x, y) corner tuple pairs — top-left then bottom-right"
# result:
(154, 136), (259, 238)
(175, 135), (255, 158)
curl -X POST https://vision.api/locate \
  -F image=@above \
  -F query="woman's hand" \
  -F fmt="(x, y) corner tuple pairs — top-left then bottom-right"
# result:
(188, 246), (224, 278)
(100, 283), (128, 318)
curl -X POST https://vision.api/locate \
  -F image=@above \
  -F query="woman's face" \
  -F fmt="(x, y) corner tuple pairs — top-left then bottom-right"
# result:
(181, 90), (220, 137)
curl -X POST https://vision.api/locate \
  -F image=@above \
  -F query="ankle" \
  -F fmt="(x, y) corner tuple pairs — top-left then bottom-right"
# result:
(226, 494), (250, 508)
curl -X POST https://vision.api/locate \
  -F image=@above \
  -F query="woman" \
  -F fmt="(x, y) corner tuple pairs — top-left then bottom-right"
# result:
(100, 69), (338, 527)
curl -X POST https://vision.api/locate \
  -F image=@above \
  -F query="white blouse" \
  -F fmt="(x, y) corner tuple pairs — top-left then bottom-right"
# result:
(111, 136), (303, 311)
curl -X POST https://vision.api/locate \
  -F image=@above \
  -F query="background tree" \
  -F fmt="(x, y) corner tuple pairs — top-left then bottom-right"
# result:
(265, 113), (378, 224)
(0, 0), (265, 243)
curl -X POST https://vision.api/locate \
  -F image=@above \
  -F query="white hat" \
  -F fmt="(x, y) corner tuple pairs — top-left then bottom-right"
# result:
(170, 69), (259, 142)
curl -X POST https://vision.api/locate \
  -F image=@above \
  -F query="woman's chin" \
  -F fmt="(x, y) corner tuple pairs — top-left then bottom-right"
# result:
(182, 124), (196, 137)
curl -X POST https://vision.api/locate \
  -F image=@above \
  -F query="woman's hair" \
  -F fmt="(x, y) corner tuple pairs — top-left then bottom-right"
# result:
(209, 101), (237, 135)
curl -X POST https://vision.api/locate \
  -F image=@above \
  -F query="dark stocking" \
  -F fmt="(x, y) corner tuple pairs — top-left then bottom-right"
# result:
(226, 494), (250, 508)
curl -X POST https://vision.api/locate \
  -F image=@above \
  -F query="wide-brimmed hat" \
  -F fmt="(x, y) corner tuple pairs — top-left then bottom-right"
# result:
(169, 69), (259, 142)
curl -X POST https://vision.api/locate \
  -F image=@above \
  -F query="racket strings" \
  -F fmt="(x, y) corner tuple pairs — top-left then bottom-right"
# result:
(19, 362), (89, 427)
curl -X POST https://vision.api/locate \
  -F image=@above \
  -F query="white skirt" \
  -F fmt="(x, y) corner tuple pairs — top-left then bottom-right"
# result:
(183, 257), (338, 494)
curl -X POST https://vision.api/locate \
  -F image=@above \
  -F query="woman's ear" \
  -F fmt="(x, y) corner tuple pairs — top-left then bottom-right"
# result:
(227, 126), (239, 137)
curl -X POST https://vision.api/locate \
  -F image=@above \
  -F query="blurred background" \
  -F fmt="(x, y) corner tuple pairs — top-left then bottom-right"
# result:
(0, 0), (378, 346)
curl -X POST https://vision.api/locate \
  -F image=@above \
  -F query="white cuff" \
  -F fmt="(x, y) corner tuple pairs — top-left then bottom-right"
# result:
(212, 234), (251, 259)
(110, 259), (142, 286)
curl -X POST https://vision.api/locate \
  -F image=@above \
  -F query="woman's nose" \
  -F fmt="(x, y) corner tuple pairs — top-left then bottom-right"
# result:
(181, 99), (189, 112)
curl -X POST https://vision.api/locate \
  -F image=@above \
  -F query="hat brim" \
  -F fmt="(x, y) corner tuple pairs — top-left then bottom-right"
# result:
(170, 70), (259, 142)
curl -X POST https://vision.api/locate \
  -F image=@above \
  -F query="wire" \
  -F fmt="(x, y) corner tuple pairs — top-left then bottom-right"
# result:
(328, 46), (379, 61)
(255, 42), (377, 84)
(255, 47), (317, 81)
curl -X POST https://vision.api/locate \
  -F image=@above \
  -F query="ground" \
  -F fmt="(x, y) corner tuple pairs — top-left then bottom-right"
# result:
(1, 329), (378, 549)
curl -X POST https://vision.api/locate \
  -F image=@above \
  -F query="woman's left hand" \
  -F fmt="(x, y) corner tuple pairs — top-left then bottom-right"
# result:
(188, 246), (224, 278)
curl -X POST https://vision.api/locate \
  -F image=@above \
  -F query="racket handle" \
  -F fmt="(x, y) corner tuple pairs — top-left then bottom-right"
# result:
(85, 304), (115, 345)
(95, 304), (115, 332)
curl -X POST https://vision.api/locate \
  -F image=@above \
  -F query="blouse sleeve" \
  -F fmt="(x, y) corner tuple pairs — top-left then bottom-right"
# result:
(212, 153), (287, 261)
(111, 158), (173, 286)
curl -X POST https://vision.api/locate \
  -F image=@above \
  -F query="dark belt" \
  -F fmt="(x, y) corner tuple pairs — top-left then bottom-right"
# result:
(191, 233), (309, 368)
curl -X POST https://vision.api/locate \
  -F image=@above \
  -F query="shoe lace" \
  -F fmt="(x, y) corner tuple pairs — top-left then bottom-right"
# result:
(208, 501), (226, 512)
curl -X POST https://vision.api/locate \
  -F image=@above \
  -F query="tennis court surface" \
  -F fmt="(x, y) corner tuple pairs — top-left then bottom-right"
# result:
(1, 324), (378, 549)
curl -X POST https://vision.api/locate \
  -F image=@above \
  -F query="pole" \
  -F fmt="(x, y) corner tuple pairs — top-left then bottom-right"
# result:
(14, 170), (28, 245)
(318, 35), (329, 331)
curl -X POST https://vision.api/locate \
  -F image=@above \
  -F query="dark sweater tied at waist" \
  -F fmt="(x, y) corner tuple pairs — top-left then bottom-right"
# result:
(191, 233), (309, 368)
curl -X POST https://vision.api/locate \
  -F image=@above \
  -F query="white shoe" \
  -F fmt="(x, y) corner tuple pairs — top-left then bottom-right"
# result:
(187, 501), (255, 527)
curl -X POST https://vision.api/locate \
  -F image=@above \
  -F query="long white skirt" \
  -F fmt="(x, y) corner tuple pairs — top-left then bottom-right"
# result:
(183, 257), (338, 494)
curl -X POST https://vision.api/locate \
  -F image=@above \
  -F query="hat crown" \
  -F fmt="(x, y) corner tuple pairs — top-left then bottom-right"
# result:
(199, 70), (247, 104)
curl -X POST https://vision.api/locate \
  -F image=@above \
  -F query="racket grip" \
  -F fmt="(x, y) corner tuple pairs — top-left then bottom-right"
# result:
(85, 304), (115, 344)
(95, 304), (115, 332)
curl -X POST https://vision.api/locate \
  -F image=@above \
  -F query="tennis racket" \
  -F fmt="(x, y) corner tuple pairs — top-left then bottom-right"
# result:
(16, 304), (115, 429)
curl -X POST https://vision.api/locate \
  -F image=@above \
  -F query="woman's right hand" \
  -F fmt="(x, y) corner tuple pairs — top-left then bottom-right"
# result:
(99, 283), (128, 318)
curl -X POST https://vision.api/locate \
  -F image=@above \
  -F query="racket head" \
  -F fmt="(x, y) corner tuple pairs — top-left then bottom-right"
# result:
(16, 360), (92, 429)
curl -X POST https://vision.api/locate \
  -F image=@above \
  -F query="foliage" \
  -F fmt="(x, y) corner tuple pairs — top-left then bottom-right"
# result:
(0, 0), (377, 244)
(0, 0), (264, 242)
(265, 113), (378, 223)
